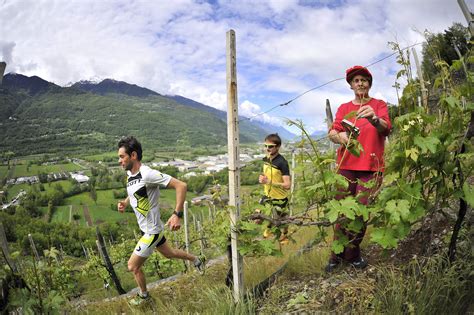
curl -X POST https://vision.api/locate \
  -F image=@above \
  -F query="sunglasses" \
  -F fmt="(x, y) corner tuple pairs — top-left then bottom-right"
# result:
(264, 144), (277, 149)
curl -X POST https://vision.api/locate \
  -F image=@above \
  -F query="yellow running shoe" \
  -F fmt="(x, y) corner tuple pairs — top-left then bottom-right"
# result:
(129, 293), (151, 306)
(263, 228), (273, 238)
(279, 236), (290, 245)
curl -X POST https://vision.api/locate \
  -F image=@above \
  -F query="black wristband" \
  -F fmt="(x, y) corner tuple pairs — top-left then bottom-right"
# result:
(173, 210), (183, 218)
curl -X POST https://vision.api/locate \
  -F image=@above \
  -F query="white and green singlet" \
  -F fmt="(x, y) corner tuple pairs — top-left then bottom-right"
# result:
(127, 165), (172, 235)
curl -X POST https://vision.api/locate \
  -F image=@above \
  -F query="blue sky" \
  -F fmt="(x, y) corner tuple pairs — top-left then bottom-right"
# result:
(0, 0), (470, 134)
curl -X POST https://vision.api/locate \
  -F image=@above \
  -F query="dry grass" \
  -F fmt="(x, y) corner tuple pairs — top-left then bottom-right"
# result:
(69, 216), (324, 314)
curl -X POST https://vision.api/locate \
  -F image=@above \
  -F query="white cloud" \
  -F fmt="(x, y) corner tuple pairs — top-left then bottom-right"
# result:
(239, 100), (283, 125)
(0, 0), (468, 133)
(0, 41), (15, 66)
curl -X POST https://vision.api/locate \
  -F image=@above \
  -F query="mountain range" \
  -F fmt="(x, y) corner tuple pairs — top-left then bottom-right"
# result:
(0, 73), (295, 156)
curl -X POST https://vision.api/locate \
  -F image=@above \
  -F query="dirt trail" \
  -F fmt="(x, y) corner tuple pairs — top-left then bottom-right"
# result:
(83, 205), (93, 226)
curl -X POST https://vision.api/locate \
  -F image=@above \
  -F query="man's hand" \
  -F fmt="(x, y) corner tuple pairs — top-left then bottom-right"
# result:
(166, 214), (181, 231)
(117, 199), (128, 213)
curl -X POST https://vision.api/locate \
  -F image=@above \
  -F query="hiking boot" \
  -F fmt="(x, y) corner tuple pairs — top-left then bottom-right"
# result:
(129, 292), (151, 306)
(324, 260), (341, 273)
(194, 255), (206, 275)
(350, 256), (368, 269)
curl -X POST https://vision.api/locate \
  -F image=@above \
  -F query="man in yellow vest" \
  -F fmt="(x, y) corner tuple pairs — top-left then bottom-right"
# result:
(258, 133), (292, 244)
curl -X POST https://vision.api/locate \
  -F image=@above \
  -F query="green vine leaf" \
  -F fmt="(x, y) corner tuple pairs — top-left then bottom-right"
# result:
(395, 222), (411, 239)
(324, 172), (349, 189)
(405, 148), (419, 162)
(326, 200), (340, 223)
(462, 183), (474, 208)
(344, 111), (357, 119)
(339, 197), (359, 220)
(406, 204), (425, 223)
(320, 158), (336, 165)
(383, 172), (400, 186)
(370, 227), (398, 249)
(414, 136), (440, 154)
(346, 138), (364, 157)
(386, 199), (410, 224)
(326, 197), (360, 222)
(331, 242), (344, 255)
(354, 203), (370, 221)
(443, 95), (460, 109)
(347, 218), (364, 233)
(287, 291), (309, 308)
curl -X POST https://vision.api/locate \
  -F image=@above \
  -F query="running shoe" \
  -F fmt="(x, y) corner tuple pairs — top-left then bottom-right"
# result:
(350, 256), (368, 269)
(194, 255), (206, 275)
(129, 293), (151, 306)
(324, 260), (341, 273)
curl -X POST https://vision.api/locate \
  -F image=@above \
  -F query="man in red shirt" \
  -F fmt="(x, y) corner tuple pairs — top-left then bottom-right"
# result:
(327, 66), (392, 272)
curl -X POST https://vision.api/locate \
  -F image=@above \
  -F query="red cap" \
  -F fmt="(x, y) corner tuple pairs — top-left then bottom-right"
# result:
(346, 65), (372, 86)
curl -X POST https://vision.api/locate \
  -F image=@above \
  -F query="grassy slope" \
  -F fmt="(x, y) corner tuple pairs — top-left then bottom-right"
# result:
(69, 210), (327, 313)
(257, 217), (473, 314)
(70, 208), (473, 314)
(11, 162), (82, 177)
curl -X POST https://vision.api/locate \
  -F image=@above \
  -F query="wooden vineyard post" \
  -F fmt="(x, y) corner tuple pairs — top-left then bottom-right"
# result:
(81, 242), (89, 259)
(0, 222), (17, 272)
(208, 203), (214, 222)
(87, 247), (94, 259)
(197, 220), (205, 254)
(290, 151), (296, 216)
(226, 29), (244, 301)
(183, 201), (190, 269)
(58, 244), (64, 263)
(452, 42), (469, 79)
(325, 99), (334, 151)
(0, 61), (6, 85)
(28, 233), (40, 261)
(457, 0), (474, 36)
(95, 227), (126, 294)
(190, 213), (196, 231)
(411, 48), (428, 111)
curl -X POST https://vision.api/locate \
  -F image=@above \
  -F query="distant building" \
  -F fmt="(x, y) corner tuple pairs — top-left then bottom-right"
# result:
(70, 173), (90, 183)
(14, 176), (38, 184)
(253, 154), (266, 160)
(206, 163), (227, 173)
(239, 154), (252, 162)
(183, 172), (198, 178)
(178, 164), (198, 172)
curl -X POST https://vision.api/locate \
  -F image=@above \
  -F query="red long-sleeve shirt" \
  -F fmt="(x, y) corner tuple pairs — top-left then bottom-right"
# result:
(331, 98), (392, 172)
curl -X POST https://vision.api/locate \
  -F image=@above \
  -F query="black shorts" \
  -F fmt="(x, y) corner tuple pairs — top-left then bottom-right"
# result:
(260, 196), (289, 209)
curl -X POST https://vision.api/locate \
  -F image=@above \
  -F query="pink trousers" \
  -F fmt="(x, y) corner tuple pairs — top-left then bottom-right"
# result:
(330, 169), (381, 263)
